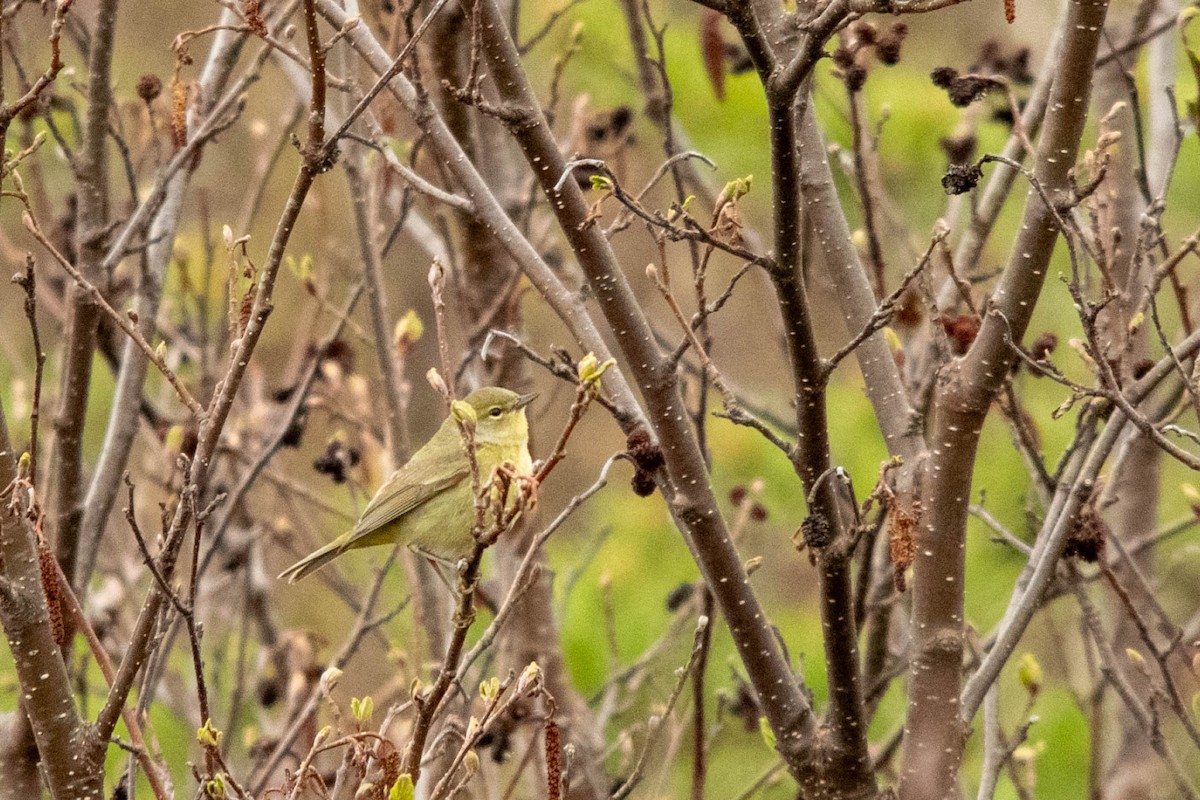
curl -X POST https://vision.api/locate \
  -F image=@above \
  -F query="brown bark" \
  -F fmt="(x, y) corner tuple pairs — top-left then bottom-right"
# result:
(900, 1), (1112, 797)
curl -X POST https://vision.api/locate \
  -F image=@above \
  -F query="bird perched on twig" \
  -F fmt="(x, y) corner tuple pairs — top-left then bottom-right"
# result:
(279, 387), (536, 583)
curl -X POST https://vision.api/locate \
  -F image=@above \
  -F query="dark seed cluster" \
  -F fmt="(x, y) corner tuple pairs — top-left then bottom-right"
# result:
(941, 162), (983, 195)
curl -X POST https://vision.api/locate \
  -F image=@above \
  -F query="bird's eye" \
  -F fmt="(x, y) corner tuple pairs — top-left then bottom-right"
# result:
(489, 407), (502, 417)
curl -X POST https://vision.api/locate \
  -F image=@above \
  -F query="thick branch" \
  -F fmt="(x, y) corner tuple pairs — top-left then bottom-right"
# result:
(900, 1), (1112, 797)
(48, 0), (119, 591)
(465, 0), (820, 778)
(0, 398), (99, 797)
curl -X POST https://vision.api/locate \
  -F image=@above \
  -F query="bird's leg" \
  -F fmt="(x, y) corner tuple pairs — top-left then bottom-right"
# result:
(413, 547), (462, 572)
(416, 550), (497, 612)
(416, 548), (460, 595)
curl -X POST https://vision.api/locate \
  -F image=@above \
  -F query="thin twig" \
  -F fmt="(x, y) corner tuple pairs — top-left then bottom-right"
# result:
(611, 615), (710, 800)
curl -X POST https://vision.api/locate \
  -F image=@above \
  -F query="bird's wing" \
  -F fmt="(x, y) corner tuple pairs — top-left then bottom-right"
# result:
(349, 432), (469, 540)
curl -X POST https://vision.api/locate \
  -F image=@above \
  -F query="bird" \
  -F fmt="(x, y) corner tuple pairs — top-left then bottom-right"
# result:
(279, 387), (536, 583)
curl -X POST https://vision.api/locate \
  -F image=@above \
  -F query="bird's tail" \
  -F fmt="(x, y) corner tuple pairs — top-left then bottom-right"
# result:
(278, 539), (346, 583)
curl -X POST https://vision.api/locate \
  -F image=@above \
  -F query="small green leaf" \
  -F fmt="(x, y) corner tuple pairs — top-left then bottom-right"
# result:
(577, 352), (616, 384)
(517, 661), (541, 692)
(758, 716), (776, 751)
(1018, 652), (1042, 696)
(350, 696), (374, 725)
(451, 399), (477, 426)
(426, 367), (448, 397)
(196, 719), (223, 749)
(883, 327), (903, 353)
(205, 775), (226, 799)
(394, 309), (424, 347)
(389, 774), (415, 800)
(589, 174), (613, 191)
(720, 175), (753, 203)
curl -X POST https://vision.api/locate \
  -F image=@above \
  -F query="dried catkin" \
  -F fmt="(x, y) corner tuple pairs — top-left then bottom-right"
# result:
(888, 502), (920, 593)
(545, 718), (562, 800)
(245, 0), (269, 37)
(171, 74), (188, 150)
(38, 541), (66, 646)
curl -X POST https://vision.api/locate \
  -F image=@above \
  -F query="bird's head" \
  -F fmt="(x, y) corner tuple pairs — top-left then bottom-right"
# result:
(461, 387), (537, 445)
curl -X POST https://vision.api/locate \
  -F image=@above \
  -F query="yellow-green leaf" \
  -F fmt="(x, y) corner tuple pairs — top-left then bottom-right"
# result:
(389, 774), (415, 800)
(451, 399), (477, 426)
(394, 309), (424, 347)
(196, 719), (223, 749)
(758, 716), (776, 751)
(1018, 652), (1042, 696)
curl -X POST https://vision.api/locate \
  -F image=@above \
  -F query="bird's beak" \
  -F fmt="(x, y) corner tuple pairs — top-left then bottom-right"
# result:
(515, 392), (538, 410)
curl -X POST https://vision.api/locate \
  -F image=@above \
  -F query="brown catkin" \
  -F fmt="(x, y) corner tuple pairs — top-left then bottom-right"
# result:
(38, 542), (66, 646)
(245, 0), (269, 37)
(700, 10), (726, 101)
(888, 502), (920, 593)
(1004, 0), (1015, 24)
(545, 718), (562, 800)
(171, 73), (188, 149)
(239, 286), (254, 334)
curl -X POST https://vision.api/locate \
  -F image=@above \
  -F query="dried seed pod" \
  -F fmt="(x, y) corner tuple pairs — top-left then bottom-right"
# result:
(843, 64), (868, 93)
(930, 66), (959, 88)
(940, 314), (982, 354)
(947, 75), (1001, 107)
(625, 426), (664, 473)
(1030, 332), (1058, 362)
(245, 0), (269, 37)
(313, 437), (361, 484)
(630, 469), (657, 498)
(800, 512), (832, 549)
(941, 163), (983, 196)
(1064, 504), (1107, 563)
(875, 22), (908, 65)
(137, 74), (163, 103)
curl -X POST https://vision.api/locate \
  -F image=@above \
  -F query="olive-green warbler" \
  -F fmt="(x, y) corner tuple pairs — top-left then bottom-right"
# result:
(279, 387), (536, 583)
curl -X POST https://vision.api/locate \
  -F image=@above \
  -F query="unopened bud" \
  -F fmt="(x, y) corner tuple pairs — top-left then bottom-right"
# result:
(394, 310), (424, 348)
(426, 367), (448, 397)
(451, 399), (477, 426)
